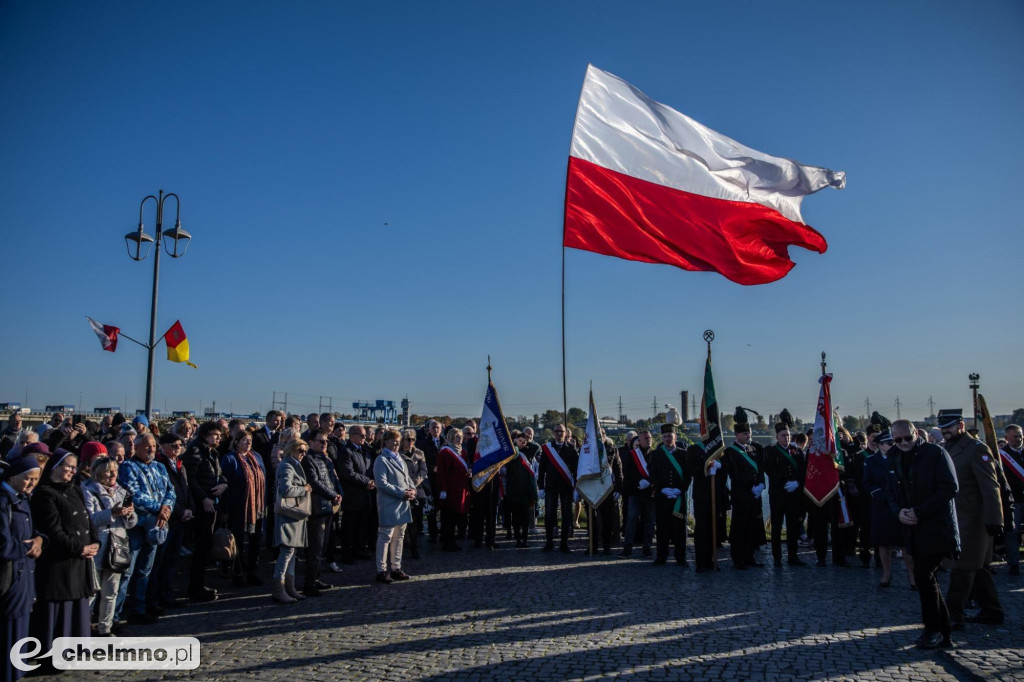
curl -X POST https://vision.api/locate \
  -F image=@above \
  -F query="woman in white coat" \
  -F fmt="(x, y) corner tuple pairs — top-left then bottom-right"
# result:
(271, 438), (311, 604)
(373, 428), (416, 584)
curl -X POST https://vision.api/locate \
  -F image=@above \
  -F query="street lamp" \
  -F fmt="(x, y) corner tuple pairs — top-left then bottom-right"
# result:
(124, 190), (191, 419)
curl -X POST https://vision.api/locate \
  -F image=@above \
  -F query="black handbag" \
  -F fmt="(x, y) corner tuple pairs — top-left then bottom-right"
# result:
(105, 528), (132, 573)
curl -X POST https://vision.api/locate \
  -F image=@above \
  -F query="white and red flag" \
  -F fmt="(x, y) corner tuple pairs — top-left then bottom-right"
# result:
(565, 65), (845, 285)
(87, 317), (120, 352)
(804, 374), (841, 506)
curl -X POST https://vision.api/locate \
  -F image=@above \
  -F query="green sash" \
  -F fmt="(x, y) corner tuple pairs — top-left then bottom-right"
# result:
(774, 444), (798, 471)
(729, 444), (758, 473)
(661, 445), (687, 519)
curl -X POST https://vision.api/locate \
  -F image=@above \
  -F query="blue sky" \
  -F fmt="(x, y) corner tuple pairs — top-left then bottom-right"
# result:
(1, 1), (1021, 422)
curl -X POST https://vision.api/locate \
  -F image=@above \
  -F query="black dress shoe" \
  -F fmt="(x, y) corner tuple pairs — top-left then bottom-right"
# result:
(617, 550), (632, 558)
(641, 547), (652, 557)
(652, 557), (667, 565)
(560, 544), (572, 554)
(543, 542), (554, 552)
(916, 631), (945, 650)
(314, 580), (333, 590)
(965, 613), (1004, 625)
(391, 569), (411, 581)
(127, 612), (159, 625)
(375, 572), (393, 584)
(189, 588), (218, 603)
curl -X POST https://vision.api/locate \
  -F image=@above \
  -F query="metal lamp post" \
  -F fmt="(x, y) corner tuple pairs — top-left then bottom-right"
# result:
(124, 190), (191, 419)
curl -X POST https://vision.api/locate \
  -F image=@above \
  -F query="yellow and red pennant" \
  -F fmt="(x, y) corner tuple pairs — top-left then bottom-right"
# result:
(163, 320), (197, 368)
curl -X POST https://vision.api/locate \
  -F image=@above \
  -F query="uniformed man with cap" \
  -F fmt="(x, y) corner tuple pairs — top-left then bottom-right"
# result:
(648, 423), (691, 567)
(723, 420), (766, 569)
(937, 408), (1005, 629)
(764, 421), (806, 567)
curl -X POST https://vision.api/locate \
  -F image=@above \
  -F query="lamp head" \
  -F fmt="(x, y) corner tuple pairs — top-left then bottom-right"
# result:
(163, 220), (191, 258)
(124, 225), (154, 261)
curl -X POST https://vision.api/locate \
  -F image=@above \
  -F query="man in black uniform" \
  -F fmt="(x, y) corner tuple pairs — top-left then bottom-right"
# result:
(764, 422), (806, 567)
(649, 424), (691, 567)
(687, 441), (720, 572)
(723, 421), (765, 569)
(537, 423), (579, 553)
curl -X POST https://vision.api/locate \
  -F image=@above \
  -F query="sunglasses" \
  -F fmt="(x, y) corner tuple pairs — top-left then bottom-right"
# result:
(893, 436), (915, 444)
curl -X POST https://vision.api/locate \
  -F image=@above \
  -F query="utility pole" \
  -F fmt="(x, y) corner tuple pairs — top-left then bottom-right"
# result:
(691, 393), (697, 418)
(927, 396), (935, 418)
(864, 397), (871, 418)
(652, 396), (657, 419)
(212, 400), (216, 417)
(618, 396), (624, 423)
(895, 396), (902, 420)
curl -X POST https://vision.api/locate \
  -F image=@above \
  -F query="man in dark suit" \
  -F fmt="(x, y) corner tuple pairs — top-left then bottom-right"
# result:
(337, 425), (375, 563)
(537, 423), (579, 553)
(416, 419), (444, 543)
(252, 410), (282, 548)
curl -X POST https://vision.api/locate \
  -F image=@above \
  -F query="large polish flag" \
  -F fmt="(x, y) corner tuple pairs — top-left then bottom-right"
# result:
(565, 65), (846, 286)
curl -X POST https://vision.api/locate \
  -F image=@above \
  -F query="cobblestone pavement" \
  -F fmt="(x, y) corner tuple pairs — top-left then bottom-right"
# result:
(94, 531), (1021, 681)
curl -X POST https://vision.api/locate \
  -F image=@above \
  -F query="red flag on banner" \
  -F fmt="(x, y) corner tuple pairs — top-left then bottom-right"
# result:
(804, 374), (840, 506)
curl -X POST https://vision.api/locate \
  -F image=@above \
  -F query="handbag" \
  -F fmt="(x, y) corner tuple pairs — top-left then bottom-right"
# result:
(105, 528), (132, 573)
(87, 558), (101, 594)
(210, 527), (238, 562)
(275, 494), (311, 520)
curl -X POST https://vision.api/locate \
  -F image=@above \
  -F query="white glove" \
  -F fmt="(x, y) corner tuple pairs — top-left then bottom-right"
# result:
(706, 460), (722, 477)
(439, 491), (447, 500)
(784, 481), (799, 493)
(751, 483), (765, 498)
(669, 487), (682, 497)
(638, 479), (651, 490)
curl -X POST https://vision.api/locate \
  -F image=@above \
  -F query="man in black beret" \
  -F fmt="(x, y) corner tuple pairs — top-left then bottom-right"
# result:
(723, 421), (766, 569)
(764, 422), (806, 567)
(648, 424), (691, 567)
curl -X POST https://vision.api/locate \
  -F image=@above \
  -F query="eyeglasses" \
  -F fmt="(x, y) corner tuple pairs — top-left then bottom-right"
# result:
(313, 439), (328, 443)
(893, 436), (915, 444)
(296, 449), (308, 454)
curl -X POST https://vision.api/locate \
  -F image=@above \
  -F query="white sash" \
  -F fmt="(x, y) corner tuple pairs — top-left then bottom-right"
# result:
(440, 446), (469, 474)
(631, 447), (650, 479)
(542, 443), (575, 487)
(1000, 448), (1024, 486)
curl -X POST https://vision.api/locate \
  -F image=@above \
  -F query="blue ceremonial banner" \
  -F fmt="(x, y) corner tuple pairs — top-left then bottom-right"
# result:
(471, 381), (517, 492)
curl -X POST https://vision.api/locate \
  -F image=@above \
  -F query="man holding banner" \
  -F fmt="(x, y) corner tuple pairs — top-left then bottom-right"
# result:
(538, 424), (578, 553)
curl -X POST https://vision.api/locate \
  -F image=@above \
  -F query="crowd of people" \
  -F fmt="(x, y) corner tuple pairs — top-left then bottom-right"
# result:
(0, 405), (1021, 678)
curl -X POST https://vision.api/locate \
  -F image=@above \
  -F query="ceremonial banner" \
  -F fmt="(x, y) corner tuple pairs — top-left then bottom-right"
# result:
(163, 320), (197, 368)
(471, 381), (517, 492)
(576, 390), (613, 507)
(87, 317), (120, 352)
(700, 354), (724, 471)
(564, 65), (845, 285)
(804, 374), (840, 506)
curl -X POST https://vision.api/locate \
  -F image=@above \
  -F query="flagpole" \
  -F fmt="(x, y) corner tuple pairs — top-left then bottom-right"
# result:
(117, 331), (151, 350)
(706, 330), (718, 572)
(561, 243), (568, 425)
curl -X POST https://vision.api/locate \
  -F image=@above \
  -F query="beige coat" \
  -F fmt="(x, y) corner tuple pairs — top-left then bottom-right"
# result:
(947, 434), (1003, 570)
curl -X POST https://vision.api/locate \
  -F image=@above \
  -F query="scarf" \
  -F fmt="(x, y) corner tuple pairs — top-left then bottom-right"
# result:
(240, 451), (266, 533)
